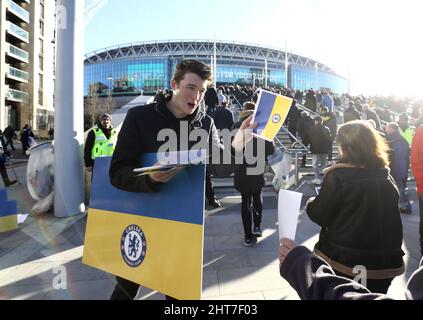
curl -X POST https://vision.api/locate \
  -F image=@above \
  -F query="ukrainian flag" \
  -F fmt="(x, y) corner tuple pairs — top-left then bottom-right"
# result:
(253, 90), (293, 141)
(0, 189), (18, 233)
(83, 155), (205, 300)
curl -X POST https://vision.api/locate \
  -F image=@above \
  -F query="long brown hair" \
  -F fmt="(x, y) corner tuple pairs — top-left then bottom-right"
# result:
(336, 120), (389, 169)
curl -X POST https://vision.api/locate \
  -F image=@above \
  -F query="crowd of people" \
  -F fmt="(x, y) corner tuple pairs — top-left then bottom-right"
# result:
(167, 77), (423, 298)
(0, 124), (35, 188)
(3, 58), (422, 300)
(96, 60), (423, 299)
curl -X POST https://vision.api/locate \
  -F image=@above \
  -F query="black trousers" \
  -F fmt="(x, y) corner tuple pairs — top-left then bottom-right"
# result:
(22, 142), (30, 154)
(5, 138), (15, 150)
(241, 190), (263, 237)
(0, 162), (8, 182)
(110, 277), (139, 300)
(110, 276), (176, 300)
(205, 168), (215, 201)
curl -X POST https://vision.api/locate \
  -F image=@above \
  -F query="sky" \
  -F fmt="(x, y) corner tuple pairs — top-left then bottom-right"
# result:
(84, 0), (423, 97)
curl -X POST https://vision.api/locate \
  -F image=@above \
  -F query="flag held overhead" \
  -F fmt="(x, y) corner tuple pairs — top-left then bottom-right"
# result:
(252, 90), (293, 142)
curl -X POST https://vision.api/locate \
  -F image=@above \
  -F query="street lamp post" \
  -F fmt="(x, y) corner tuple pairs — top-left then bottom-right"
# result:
(107, 74), (113, 94)
(264, 59), (268, 89)
(315, 62), (318, 90)
(285, 40), (289, 88)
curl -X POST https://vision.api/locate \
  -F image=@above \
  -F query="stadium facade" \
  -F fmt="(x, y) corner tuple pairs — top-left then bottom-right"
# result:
(84, 40), (349, 96)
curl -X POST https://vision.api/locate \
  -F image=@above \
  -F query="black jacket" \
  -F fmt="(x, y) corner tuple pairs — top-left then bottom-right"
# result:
(213, 107), (234, 131)
(322, 112), (337, 139)
(365, 110), (382, 130)
(232, 116), (275, 194)
(296, 116), (314, 145)
(304, 92), (317, 112)
(109, 99), (216, 193)
(204, 87), (218, 112)
(306, 164), (404, 277)
(20, 128), (33, 142)
(343, 106), (361, 123)
(308, 124), (332, 154)
(3, 126), (16, 139)
(286, 105), (302, 131)
(280, 246), (423, 300)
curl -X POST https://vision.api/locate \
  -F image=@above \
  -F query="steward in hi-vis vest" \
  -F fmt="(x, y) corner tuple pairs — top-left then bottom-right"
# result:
(91, 127), (117, 159)
(84, 113), (117, 173)
(398, 113), (416, 146)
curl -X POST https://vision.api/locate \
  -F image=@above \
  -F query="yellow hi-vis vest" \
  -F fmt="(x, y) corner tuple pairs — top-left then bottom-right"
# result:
(399, 127), (415, 146)
(91, 127), (117, 160)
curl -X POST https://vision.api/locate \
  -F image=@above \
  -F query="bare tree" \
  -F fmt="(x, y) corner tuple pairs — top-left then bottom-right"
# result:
(85, 83), (100, 129)
(104, 89), (115, 114)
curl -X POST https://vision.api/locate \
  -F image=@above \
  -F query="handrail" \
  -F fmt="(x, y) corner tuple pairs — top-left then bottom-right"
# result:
(279, 126), (309, 152)
(228, 95), (243, 109)
(296, 103), (321, 118)
(273, 126), (310, 186)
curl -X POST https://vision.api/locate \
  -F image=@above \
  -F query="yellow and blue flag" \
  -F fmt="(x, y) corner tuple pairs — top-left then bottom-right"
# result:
(252, 89), (293, 141)
(83, 155), (205, 300)
(0, 189), (18, 233)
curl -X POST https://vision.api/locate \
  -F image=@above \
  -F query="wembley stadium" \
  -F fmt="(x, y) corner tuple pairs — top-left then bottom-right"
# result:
(84, 40), (349, 96)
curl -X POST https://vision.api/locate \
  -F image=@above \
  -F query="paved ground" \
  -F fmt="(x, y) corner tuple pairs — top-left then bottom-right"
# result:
(0, 147), (421, 300)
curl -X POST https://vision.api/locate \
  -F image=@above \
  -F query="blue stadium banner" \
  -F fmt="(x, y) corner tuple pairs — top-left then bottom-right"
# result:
(252, 89), (293, 141)
(83, 154), (206, 300)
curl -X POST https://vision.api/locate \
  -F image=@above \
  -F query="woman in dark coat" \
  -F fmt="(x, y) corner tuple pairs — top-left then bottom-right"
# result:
(306, 120), (404, 294)
(232, 102), (275, 247)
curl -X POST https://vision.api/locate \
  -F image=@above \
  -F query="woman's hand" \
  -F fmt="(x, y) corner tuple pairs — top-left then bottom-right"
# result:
(306, 197), (316, 207)
(232, 115), (257, 151)
(148, 163), (183, 183)
(279, 238), (297, 267)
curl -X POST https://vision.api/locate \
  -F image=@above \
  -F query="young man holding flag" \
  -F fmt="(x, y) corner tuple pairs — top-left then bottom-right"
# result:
(108, 59), (256, 299)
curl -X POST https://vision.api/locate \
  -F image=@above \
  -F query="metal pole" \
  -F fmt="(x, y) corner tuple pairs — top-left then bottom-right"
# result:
(213, 35), (217, 89)
(54, 0), (85, 217)
(285, 40), (289, 88)
(108, 74), (113, 94)
(315, 62), (318, 90)
(295, 152), (299, 186)
(264, 59), (268, 89)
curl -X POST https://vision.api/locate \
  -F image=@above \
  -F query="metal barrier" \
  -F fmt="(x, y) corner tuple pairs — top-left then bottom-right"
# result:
(274, 126), (309, 186)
